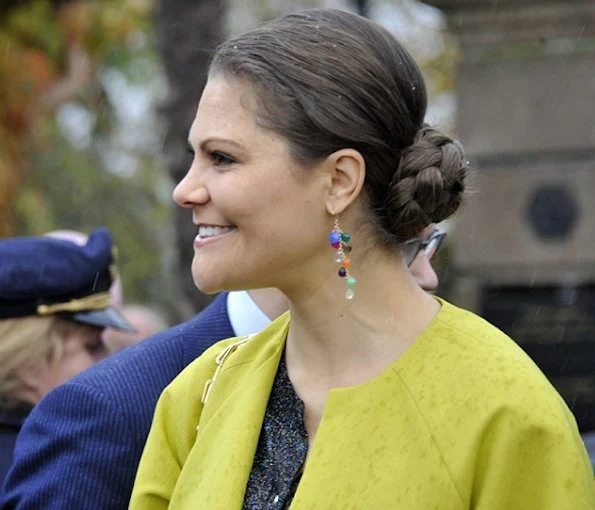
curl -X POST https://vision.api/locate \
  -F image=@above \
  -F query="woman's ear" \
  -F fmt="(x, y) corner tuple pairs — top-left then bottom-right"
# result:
(324, 148), (366, 215)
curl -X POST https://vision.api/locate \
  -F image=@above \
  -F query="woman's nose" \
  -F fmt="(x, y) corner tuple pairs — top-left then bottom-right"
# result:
(172, 165), (210, 208)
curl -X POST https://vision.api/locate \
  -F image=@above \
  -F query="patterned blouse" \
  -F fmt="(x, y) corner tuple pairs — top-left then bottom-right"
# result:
(243, 355), (309, 509)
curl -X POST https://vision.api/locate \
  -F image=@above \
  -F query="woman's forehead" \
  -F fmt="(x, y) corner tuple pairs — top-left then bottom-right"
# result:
(190, 79), (256, 139)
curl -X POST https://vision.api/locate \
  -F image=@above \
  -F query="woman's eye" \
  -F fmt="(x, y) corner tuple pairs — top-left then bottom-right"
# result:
(209, 151), (235, 166)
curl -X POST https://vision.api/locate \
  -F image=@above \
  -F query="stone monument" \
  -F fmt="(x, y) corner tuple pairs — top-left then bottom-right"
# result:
(425, 0), (595, 432)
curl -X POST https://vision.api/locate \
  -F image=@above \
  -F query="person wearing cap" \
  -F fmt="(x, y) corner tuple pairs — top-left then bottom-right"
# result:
(0, 228), (134, 485)
(0, 226), (444, 509)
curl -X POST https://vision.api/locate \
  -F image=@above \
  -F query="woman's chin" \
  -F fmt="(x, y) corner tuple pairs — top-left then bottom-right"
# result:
(191, 275), (221, 295)
(190, 257), (261, 295)
(190, 264), (222, 295)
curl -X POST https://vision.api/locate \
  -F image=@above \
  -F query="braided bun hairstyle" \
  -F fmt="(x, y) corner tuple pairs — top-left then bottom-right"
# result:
(210, 8), (468, 246)
(383, 126), (467, 242)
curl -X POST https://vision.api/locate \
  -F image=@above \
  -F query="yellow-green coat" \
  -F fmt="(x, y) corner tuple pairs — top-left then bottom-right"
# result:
(131, 299), (595, 509)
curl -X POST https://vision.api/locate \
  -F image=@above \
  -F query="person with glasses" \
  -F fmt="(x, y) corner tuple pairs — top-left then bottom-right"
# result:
(403, 228), (446, 266)
(130, 9), (592, 510)
(403, 225), (446, 292)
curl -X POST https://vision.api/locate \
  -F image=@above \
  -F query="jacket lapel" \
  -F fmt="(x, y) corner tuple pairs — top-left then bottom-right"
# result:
(171, 317), (288, 509)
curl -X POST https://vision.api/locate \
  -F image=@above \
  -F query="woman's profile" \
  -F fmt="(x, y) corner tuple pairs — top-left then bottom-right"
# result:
(131, 9), (594, 509)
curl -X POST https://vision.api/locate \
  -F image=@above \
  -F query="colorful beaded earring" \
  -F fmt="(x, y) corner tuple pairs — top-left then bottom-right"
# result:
(329, 216), (356, 300)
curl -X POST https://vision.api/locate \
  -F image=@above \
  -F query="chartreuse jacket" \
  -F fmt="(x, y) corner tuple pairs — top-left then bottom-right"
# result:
(130, 298), (595, 509)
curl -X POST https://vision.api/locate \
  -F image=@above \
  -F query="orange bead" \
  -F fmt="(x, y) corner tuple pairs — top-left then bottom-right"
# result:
(340, 258), (351, 268)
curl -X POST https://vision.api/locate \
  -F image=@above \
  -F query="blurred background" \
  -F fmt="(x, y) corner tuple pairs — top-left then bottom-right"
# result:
(0, 0), (593, 432)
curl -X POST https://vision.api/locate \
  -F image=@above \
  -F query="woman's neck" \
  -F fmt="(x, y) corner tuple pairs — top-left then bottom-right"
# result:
(284, 251), (439, 389)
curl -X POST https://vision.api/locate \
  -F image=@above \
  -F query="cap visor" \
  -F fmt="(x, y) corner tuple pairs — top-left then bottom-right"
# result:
(70, 307), (137, 333)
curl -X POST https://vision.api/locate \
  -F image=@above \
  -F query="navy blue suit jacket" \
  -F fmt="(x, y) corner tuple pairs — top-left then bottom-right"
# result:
(1, 292), (234, 509)
(0, 406), (32, 488)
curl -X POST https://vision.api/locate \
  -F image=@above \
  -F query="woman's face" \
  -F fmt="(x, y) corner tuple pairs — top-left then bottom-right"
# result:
(174, 77), (330, 294)
(34, 325), (108, 400)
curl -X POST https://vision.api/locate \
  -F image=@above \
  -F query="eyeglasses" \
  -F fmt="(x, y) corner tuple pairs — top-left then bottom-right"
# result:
(401, 229), (447, 267)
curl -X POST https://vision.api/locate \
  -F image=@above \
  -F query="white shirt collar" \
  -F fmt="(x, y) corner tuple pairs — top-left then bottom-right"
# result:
(227, 290), (272, 337)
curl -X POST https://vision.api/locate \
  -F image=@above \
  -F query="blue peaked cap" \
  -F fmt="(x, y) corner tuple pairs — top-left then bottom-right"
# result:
(0, 228), (135, 332)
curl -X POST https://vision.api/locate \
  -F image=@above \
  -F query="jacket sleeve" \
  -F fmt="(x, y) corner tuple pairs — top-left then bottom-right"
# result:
(0, 382), (140, 510)
(129, 364), (212, 509)
(472, 403), (595, 509)
(128, 337), (242, 509)
(128, 386), (201, 508)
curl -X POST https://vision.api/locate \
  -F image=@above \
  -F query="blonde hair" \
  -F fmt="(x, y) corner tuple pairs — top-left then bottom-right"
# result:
(0, 316), (80, 408)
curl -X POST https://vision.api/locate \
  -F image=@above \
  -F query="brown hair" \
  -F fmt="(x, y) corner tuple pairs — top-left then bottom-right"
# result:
(209, 8), (466, 244)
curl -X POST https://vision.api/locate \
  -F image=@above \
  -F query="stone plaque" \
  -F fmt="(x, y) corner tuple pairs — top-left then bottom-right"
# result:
(481, 285), (595, 432)
(526, 184), (579, 241)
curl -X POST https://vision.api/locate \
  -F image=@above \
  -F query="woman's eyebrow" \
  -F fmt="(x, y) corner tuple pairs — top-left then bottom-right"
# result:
(199, 137), (245, 151)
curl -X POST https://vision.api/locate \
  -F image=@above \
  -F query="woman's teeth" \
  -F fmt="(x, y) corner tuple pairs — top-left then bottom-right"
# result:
(198, 226), (235, 238)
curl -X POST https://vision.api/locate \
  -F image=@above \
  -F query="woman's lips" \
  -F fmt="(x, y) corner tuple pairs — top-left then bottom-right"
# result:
(193, 225), (236, 247)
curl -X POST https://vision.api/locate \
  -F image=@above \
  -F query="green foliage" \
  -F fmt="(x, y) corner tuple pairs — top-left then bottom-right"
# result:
(4, 0), (177, 317)
(4, 0), (64, 59)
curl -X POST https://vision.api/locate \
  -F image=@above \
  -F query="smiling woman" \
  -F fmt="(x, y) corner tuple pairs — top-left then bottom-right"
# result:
(131, 8), (595, 510)
(176, 77), (330, 295)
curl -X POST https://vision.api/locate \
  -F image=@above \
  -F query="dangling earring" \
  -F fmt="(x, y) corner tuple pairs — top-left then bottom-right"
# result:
(329, 215), (356, 300)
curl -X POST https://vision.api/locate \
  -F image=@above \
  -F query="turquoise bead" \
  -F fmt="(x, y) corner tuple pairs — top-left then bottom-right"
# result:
(346, 276), (356, 286)
(341, 232), (351, 243)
